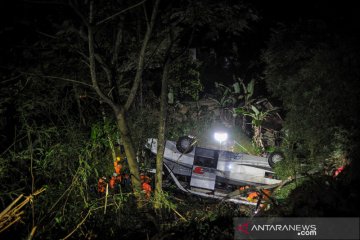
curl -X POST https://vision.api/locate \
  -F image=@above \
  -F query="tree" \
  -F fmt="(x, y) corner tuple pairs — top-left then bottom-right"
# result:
(262, 20), (360, 164)
(85, 0), (160, 203)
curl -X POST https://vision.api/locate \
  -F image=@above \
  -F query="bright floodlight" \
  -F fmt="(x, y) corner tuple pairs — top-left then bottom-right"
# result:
(214, 132), (228, 143)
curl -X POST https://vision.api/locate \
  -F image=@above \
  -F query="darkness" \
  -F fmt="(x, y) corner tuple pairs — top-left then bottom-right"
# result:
(195, 0), (360, 97)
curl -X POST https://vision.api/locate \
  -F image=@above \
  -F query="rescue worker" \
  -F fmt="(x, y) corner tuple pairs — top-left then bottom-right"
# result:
(247, 191), (259, 202)
(114, 157), (122, 175)
(109, 173), (116, 190)
(142, 181), (152, 199)
(239, 185), (250, 191)
(97, 176), (107, 197)
(246, 192), (259, 202)
(115, 173), (122, 183)
(140, 172), (152, 199)
(255, 189), (272, 214)
(140, 172), (151, 184)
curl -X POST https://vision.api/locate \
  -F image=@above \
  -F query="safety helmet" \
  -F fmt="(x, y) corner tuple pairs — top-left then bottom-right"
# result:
(113, 173), (118, 177)
(116, 157), (121, 161)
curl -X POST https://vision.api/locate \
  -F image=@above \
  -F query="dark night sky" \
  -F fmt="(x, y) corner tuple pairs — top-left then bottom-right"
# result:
(2, 0), (359, 40)
(1, 0), (359, 49)
(1, 0), (359, 85)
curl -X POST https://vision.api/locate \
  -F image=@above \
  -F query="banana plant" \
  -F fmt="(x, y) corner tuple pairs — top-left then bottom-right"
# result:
(211, 78), (257, 127)
(232, 78), (259, 131)
(234, 104), (279, 151)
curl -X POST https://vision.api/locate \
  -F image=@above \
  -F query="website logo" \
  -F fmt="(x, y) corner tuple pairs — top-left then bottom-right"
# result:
(236, 222), (250, 235)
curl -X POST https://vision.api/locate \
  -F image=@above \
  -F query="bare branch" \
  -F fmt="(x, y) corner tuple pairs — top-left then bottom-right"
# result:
(112, 22), (124, 66)
(24, 0), (66, 5)
(87, 0), (119, 112)
(143, 3), (150, 29)
(96, 0), (146, 26)
(21, 72), (93, 88)
(69, 0), (89, 27)
(125, 0), (160, 111)
(61, 210), (91, 240)
(36, 31), (57, 39)
(94, 54), (112, 81)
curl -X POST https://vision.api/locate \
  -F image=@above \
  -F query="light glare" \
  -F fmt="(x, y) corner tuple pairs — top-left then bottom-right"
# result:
(214, 132), (228, 143)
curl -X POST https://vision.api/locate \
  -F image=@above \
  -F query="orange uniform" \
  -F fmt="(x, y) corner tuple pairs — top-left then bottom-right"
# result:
(140, 173), (152, 199)
(115, 174), (122, 184)
(114, 161), (122, 175)
(261, 189), (271, 200)
(142, 182), (152, 199)
(97, 177), (106, 194)
(257, 189), (272, 212)
(247, 192), (259, 202)
(109, 176), (116, 189)
(239, 186), (250, 191)
(140, 174), (150, 183)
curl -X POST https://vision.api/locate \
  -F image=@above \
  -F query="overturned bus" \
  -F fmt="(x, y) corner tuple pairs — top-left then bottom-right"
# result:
(146, 136), (284, 206)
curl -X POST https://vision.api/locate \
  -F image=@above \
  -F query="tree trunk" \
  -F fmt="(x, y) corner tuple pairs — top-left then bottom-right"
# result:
(253, 126), (264, 151)
(86, 0), (160, 206)
(115, 109), (142, 198)
(88, 11), (142, 203)
(242, 115), (247, 132)
(154, 59), (170, 209)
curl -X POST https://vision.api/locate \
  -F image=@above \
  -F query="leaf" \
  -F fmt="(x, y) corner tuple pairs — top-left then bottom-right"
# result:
(251, 105), (259, 115)
(247, 79), (254, 97)
(234, 107), (247, 114)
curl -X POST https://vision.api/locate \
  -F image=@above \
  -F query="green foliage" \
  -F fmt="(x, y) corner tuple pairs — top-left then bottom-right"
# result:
(213, 82), (236, 107)
(273, 182), (301, 201)
(170, 56), (203, 101)
(235, 104), (278, 127)
(231, 126), (257, 154)
(262, 21), (360, 166)
(151, 190), (177, 211)
(169, 201), (245, 240)
(213, 78), (255, 108)
(274, 158), (302, 180)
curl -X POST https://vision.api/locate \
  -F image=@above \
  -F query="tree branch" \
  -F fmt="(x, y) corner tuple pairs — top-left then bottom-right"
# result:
(21, 72), (93, 88)
(124, 0), (160, 111)
(96, 0), (146, 26)
(69, 0), (89, 27)
(87, 0), (119, 112)
(112, 21), (124, 66)
(143, 3), (150, 29)
(94, 54), (112, 83)
(61, 210), (91, 240)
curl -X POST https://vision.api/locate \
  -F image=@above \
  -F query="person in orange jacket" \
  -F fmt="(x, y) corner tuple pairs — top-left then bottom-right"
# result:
(140, 172), (152, 199)
(115, 173), (122, 183)
(142, 182), (152, 199)
(109, 174), (116, 190)
(254, 189), (272, 214)
(239, 185), (250, 192)
(247, 191), (259, 202)
(97, 176), (107, 197)
(114, 157), (122, 175)
(140, 173), (151, 184)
